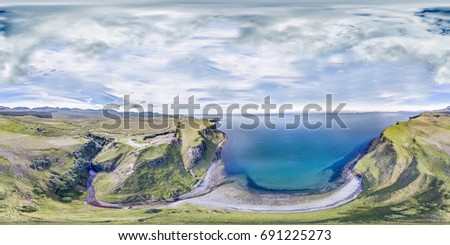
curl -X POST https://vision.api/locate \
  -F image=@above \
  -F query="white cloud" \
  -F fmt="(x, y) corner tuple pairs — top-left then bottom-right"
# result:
(436, 59), (450, 84)
(0, 4), (449, 111)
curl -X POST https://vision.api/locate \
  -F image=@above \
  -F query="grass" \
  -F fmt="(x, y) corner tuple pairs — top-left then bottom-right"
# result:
(97, 143), (196, 203)
(91, 117), (221, 203)
(93, 142), (134, 171)
(355, 113), (449, 214)
(0, 113), (449, 224)
(1, 193), (445, 224)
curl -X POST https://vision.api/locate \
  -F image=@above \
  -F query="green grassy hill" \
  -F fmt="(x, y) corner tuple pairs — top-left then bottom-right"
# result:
(355, 111), (450, 221)
(0, 110), (448, 224)
(92, 118), (224, 203)
(0, 113), (225, 221)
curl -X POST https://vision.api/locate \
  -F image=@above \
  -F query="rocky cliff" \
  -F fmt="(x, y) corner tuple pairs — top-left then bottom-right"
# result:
(355, 111), (450, 220)
(91, 118), (225, 204)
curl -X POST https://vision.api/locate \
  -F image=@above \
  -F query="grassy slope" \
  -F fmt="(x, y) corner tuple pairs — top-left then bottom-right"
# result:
(93, 142), (196, 203)
(354, 112), (450, 222)
(0, 113), (449, 224)
(0, 116), (86, 221)
(179, 118), (224, 180)
(91, 117), (223, 203)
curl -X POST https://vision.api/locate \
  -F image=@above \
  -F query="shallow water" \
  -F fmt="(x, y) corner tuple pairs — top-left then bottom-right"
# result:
(219, 112), (417, 192)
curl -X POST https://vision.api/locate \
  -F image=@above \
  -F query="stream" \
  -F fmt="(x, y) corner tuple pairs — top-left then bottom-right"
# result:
(85, 164), (123, 209)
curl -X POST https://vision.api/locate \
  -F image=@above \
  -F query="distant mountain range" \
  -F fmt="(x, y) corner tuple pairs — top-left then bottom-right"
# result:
(0, 106), (158, 118)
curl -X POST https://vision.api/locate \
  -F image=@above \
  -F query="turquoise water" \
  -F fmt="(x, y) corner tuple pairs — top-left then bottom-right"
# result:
(219, 112), (417, 192)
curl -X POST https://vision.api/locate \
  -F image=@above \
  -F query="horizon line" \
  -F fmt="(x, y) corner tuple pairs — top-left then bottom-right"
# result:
(1, 105), (448, 114)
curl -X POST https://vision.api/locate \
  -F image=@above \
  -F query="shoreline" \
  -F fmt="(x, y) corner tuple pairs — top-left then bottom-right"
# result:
(86, 129), (365, 213)
(171, 170), (363, 213)
(178, 132), (229, 199)
(170, 130), (364, 213)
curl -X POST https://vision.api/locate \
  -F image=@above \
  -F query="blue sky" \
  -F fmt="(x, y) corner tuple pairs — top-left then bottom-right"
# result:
(0, 2), (449, 111)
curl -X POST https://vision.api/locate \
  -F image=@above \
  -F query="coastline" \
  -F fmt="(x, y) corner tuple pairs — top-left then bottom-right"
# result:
(178, 132), (230, 199)
(85, 129), (365, 213)
(171, 160), (363, 213)
(170, 130), (364, 213)
(172, 175), (362, 213)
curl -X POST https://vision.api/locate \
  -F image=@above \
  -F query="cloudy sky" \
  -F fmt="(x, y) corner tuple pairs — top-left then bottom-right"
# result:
(0, 2), (449, 112)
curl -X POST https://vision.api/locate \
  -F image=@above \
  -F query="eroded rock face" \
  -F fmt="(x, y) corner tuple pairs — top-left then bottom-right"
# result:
(355, 113), (450, 207)
(185, 139), (206, 167)
(147, 157), (168, 167)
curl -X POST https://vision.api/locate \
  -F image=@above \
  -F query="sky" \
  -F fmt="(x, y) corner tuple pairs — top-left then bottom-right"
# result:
(3, 1), (450, 4)
(0, 2), (450, 112)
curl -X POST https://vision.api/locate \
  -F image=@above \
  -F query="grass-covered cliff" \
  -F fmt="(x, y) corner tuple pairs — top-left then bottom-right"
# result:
(92, 119), (224, 204)
(0, 108), (448, 224)
(0, 111), (225, 220)
(354, 111), (449, 221)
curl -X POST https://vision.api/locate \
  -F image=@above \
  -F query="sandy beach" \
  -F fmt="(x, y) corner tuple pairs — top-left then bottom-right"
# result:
(168, 130), (364, 213)
(172, 171), (362, 213)
(87, 132), (364, 213)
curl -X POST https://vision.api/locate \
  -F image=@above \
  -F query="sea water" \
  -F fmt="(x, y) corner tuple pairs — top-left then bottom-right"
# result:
(219, 112), (417, 192)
